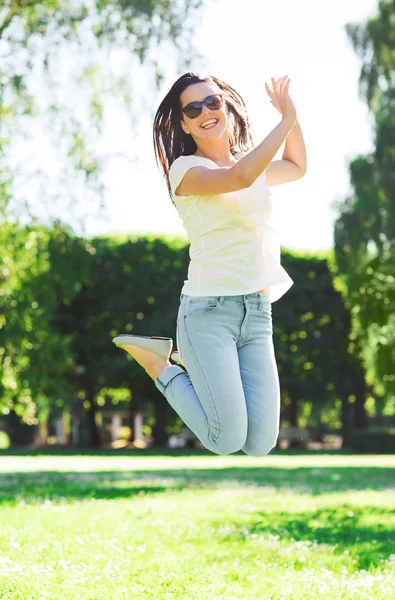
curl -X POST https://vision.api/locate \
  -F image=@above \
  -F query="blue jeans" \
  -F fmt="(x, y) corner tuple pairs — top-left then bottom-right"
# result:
(154, 292), (280, 456)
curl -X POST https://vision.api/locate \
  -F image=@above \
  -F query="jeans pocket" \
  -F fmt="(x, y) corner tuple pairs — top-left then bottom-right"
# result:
(186, 296), (220, 315)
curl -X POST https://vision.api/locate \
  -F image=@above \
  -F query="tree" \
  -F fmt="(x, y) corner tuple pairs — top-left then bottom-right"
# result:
(0, 0), (205, 229)
(0, 223), (91, 434)
(52, 232), (189, 446)
(273, 250), (364, 447)
(0, 0), (206, 443)
(329, 0), (395, 419)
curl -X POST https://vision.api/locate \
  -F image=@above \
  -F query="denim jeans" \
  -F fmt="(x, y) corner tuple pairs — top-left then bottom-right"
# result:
(154, 291), (280, 456)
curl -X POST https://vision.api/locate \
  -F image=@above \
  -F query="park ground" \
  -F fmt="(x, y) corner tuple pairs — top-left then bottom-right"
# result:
(0, 449), (394, 600)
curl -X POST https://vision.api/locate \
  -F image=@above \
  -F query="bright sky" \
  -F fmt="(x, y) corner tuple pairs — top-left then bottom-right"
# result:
(19, 0), (379, 251)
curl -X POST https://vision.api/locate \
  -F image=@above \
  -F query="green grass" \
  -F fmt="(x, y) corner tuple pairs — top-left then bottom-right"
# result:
(0, 450), (394, 599)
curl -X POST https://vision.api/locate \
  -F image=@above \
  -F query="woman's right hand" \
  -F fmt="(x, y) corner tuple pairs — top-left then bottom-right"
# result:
(265, 75), (297, 124)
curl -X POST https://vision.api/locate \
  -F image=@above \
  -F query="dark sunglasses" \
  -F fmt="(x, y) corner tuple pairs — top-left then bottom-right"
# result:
(182, 93), (224, 120)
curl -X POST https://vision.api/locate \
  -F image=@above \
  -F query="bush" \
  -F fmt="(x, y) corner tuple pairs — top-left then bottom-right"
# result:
(349, 427), (395, 454)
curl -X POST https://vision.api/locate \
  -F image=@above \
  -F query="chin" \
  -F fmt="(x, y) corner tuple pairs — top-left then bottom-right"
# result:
(198, 123), (226, 139)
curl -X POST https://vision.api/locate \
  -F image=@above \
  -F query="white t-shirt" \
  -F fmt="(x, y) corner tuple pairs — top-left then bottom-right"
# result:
(168, 151), (294, 303)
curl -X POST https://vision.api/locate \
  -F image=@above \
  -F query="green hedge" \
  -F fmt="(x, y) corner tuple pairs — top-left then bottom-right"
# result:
(349, 427), (395, 454)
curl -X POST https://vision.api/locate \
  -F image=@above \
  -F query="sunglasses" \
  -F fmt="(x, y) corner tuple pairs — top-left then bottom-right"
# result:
(181, 93), (224, 120)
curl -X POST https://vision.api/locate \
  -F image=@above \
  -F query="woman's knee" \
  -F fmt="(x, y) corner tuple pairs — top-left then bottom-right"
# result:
(242, 433), (279, 457)
(213, 430), (247, 455)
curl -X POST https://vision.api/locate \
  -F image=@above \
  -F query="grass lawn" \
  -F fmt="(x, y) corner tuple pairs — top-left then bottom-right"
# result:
(0, 450), (394, 599)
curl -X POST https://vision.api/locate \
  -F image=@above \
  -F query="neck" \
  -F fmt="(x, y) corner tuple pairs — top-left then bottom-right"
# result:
(195, 139), (235, 166)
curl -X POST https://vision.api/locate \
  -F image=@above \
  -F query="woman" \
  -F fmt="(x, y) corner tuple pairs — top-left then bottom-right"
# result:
(113, 72), (305, 455)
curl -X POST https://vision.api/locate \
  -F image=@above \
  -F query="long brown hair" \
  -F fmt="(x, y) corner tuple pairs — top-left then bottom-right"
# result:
(153, 72), (254, 205)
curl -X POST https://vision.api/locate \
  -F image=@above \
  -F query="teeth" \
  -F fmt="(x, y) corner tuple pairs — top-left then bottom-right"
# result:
(201, 119), (217, 128)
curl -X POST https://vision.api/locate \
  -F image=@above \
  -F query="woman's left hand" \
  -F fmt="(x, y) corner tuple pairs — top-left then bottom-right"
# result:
(265, 75), (296, 115)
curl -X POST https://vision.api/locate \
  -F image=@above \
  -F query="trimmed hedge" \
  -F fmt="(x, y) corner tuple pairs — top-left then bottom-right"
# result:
(349, 427), (395, 454)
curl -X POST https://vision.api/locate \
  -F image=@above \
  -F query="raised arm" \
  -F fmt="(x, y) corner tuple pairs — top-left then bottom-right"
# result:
(176, 116), (295, 197)
(176, 75), (297, 197)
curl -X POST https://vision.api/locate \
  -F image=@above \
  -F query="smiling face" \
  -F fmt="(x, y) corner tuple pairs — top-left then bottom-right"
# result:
(179, 81), (229, 144)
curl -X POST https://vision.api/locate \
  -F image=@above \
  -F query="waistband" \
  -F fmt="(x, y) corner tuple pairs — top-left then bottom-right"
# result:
(180, 292), (271, 306)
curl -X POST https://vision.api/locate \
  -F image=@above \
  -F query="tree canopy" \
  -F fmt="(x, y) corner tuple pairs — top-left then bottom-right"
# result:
(330, 0), (395, 409)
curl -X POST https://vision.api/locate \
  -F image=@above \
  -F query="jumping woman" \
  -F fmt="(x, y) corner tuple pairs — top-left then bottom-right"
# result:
(113, 72), (306, 456)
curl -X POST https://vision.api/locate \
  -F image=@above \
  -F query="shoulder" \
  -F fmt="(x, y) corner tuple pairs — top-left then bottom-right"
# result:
(169, 154), (212, 171)
(169, 155), (213, 198)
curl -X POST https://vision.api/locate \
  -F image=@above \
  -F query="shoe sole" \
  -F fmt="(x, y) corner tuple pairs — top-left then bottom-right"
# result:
(171, 352), (184, 366)
(112, 335), (173, 360)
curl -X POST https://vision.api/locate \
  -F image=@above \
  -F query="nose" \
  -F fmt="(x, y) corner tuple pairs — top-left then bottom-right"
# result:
(201, 104), (212, 116)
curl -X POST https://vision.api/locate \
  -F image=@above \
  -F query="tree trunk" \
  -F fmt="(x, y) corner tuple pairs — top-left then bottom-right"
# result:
(341, 393), (353, 448)
(288, 392), (303, 448)
(85, 382), (101, 447)
(353, 365), (367, 429)
(151, 399), (168, 448)
(71, 397), (83, 447)
(128, 397), (135, 443)
(5, 410), (36, 446)
(289, 393), (298, 426)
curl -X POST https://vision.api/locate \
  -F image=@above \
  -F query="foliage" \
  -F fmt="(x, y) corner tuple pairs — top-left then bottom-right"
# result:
(0, 222), (91, 424)
(1, 0), (394, 450)
(274, 249), (350, 431)
(0, 0), (204, 228)
(1, 224), (386, 447)
(52, 230), (191, 445)
(0, 0), (205, 445)
(329, 0), (395, 407)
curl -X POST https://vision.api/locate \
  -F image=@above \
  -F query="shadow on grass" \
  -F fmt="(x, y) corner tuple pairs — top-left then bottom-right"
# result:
(0, 464), (393, 506)
(220, 504), (394, 570)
